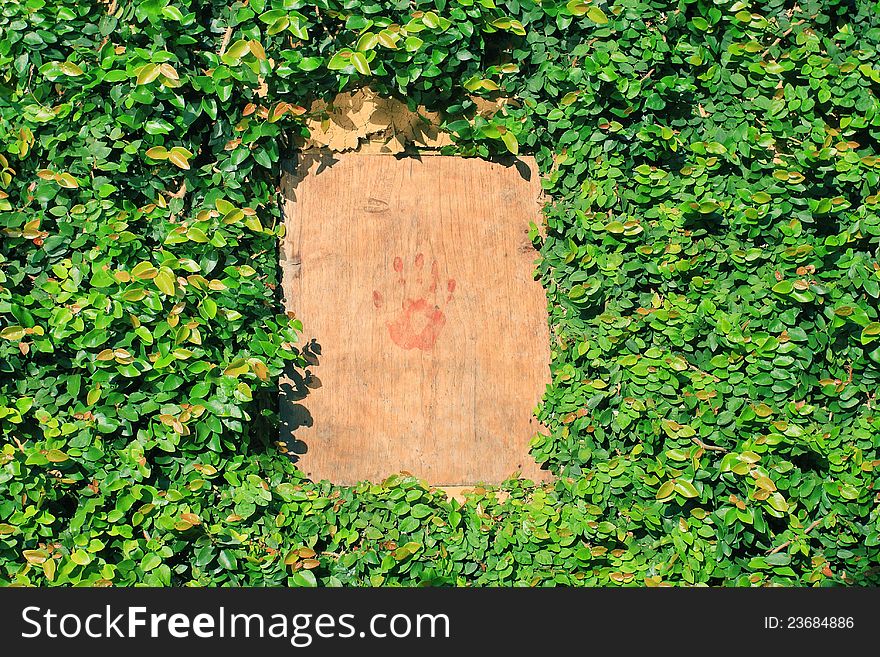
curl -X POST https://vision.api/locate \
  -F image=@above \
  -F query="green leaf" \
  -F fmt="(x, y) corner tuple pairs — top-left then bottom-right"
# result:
(135, 326), (154, 344)
(267, 16), (290, 36)
(767, 492), (789, 512)
(298, 57), (322, 71)
(772, 280), (793, 294)
(697, 201), (718, 214)
(218, 550), (238, 570)
(356, 33), (378, 52)
(142, 554), (162, 571)
(501, 130), (519, 155)
(404, 36), (423, 52)
(839, 483), (860, 500)
(291, 570), (317, 587)
(327, 51), (351, 71)
(71, 549), (92, 566)
(161, 5), (185, 21)
(351, 52), (371, 75)
(766, 552), (791, 566)
(200, 298), (218, 319)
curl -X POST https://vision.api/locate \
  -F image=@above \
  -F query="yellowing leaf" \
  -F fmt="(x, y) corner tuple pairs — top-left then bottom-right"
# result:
(187, 226), (209, 243)
(46, 449), (69, 463)
(56, 172), (79, 188)
(87, 387), (101, 406)
(136, 63), (160, 85)
(225, 39), (250, 60)
(250, 359), (269, 380)
(838, 483), (859, 500)
(566, 0), (590, 16)
(96, 349), (115, 361)
(23, 549), (49, 564)
(755, 476), (777, 492)
(215, 198), (235, 214)
(767, 492), (789, 512)
(863, 322), (880, 336)
(244, 216), (264, 232)
(268, 102), (289, 123)
(145, 146), (169, 160)
(753, 403), (773, 418)
(587, 7), (609, 24)
(59, 61), (84, 76)
(154, 269), (176, 296)
(43, 558), (56, 581)
(656, 480), (675, 499)
(1, 326), (26, 341)
(158, 63), (179, 81)
(132, 261), (159, 279)
(356, 33), (379, 52)
(740, 451), (761, 464)
(224, 359), (249, 377)
(221, 209), (244, 225)
(377, 30), (399, 49)
(249, 40), (267, 60)
(168, 147), (192, 170)
(674, 480), (699, 498)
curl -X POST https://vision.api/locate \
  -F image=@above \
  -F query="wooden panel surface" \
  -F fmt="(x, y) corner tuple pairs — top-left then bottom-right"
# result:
(280, 153), (550, 485)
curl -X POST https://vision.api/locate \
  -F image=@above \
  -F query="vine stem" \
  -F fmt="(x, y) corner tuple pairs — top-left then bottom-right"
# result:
(219, 26), (233, 56)
(691, 437), (726, 453)
(767, 518), (823, 555)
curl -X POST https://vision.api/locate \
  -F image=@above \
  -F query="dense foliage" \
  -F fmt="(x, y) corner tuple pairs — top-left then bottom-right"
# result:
(1, 0), (879, 586)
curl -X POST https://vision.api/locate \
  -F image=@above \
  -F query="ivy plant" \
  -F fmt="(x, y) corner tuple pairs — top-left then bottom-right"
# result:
(0, 0), (878, 586)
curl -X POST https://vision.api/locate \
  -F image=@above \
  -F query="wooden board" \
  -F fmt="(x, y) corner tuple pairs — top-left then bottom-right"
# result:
(280, 152), (551, 486)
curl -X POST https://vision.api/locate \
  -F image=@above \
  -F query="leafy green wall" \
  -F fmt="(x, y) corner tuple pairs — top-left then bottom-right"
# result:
(1, 0), (878, 586)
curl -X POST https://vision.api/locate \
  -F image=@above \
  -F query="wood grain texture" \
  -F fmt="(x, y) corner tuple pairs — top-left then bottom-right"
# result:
(280, 152), (551, 486)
